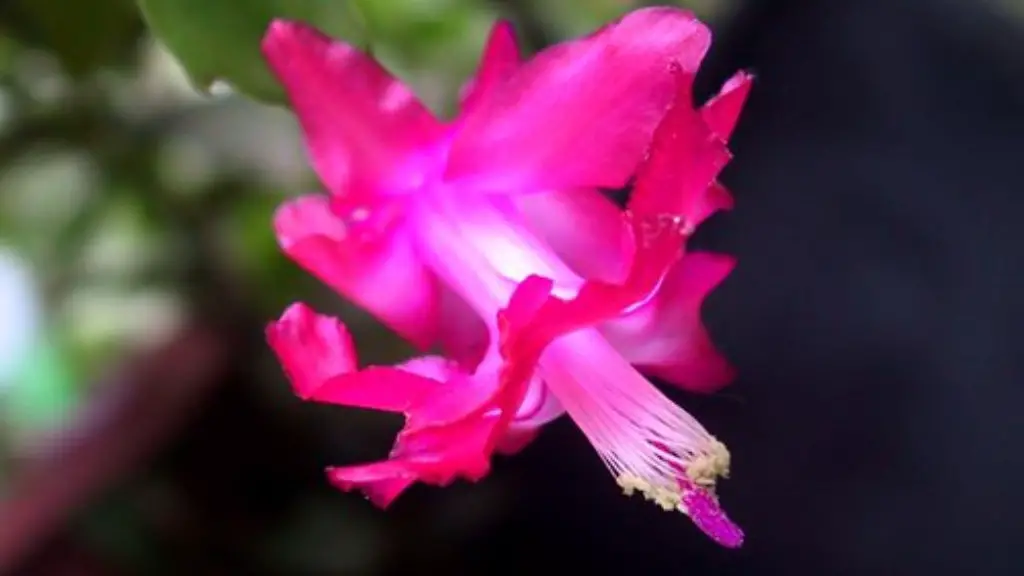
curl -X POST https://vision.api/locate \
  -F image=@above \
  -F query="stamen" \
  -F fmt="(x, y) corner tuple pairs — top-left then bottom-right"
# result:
(538, 329), (742, 546)
(686, 437), (731, 486)
(614, 436), (730, 511)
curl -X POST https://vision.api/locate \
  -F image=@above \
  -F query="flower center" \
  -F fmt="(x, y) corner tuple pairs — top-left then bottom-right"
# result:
(409, 190), (582, 318)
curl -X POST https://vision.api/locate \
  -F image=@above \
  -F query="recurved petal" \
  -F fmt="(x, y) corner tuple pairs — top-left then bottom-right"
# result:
(266, 307), (504, 506)
(446, 7), (711, 193)
(266, 303), (439, 410)
(274, 194), (439, 349)
(600, 252), (736, 392)
(262, 20), (442, 202)
(265, 302), (355, 400)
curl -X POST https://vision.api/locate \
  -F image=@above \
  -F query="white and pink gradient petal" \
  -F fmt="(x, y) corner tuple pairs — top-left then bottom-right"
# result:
(513, 189), (633, 284)
(408, 191), (583, 322)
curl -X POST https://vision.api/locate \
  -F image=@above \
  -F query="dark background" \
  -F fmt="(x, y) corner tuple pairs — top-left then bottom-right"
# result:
(2, 0), (1023, 574)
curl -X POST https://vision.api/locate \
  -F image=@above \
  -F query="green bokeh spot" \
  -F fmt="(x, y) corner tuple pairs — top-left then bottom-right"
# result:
(4, 334), (81, 436)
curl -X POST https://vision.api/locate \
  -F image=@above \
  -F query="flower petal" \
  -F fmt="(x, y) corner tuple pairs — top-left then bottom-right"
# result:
(700, 70), (753, 142)
(511, 69), (748, 288)
(266, 303), (439, 410)
(266, 310), (543, 507)
(445, 7), (711, 192)
(397, 275), (559, 457)
(328, 349), (553, 507)
(329, 469), (414, 509)
(514, 189), (633, 283)
(583, 68), (737, 391)
(327, 413), (495, 507)
(692, 181), (735, 226)
(491, 69), (741, 391)
(265, 306), (499, 506)
(262, 20), (442, 203)
(627, 64), (732, 228)
(435, 285), (490, 370)
(684, 71), (751, 224)
(601, 252), (736, 393)
(459, 20), (520, 115)
(274, 195), (439, 349)
(493, 360), (563, 456)
(510, 64), (737, 338)
(266, 302), (354, 400)
(326, 365), (502, 507)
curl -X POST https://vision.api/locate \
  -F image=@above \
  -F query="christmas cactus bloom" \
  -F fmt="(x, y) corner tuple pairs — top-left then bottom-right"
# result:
(263, 7), (751, 547)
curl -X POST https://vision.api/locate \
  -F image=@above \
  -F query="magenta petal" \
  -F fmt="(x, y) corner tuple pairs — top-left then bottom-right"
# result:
(396, 355), (496, 428)
(459, 20), (520, 115)
(326, 370), (502, 507)
(701, 71), (754, 142)
(265, 302), (356, 399)
(515, 189), (633, 283)
(314, 366), (442, 414)
(494, 426), (541, 455)
(498, 382), (561, 454)
(601, 252), (736, 392)
(327, 465), (414, 508)
(261, 20), (442, 202)
(326, 409), (495, 507)
(266, 303), (440, 411)
(435, 285), (490, 370)
(266, 310), (508, 506)
(274, 195), (439, 349)
(628, 65), (732, 227)
(585, 66), (739, 394)
(493, 68), (738, 348)
(446, 7), (711, 192)
(692, 181), (736, 226)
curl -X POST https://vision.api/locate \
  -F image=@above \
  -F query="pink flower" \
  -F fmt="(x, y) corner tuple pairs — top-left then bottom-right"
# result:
(263, 8), (751, 547)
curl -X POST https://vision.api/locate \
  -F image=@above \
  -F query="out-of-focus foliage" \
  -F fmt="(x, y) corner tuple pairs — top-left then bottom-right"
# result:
(0, 0), (143, 76)
(136, 0), (366, 103)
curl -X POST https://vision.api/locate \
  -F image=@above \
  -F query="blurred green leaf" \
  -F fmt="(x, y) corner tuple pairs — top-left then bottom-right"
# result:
(0, 0), (143, 76)
(4, 334), (80, 436)
(135, 0), (366, 104)
(223, 188), (301, 304)
(355, 0), (498, 115)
